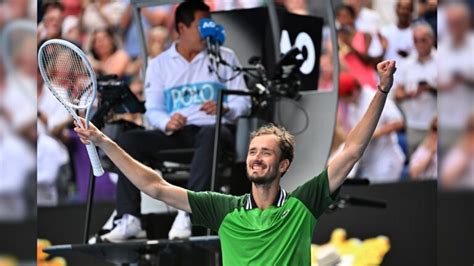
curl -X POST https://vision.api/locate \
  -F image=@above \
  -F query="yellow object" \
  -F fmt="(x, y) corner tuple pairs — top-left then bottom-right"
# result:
(311, 229), (391, 266)
(37, 239), (67, 266)
(0, 255), (17, 266)
(330, 228), (347, 246)
(37, 239), (52, 261)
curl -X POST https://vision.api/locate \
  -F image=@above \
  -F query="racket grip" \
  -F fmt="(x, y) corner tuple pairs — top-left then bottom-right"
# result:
(86, 142), (105, 176)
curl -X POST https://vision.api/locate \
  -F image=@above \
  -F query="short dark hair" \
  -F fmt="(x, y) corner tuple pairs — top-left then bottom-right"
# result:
(336, 4), (356, 19)
(250, 124), (295, 164)
(250, 124), (295, 176)
(174, 0), (210, 33)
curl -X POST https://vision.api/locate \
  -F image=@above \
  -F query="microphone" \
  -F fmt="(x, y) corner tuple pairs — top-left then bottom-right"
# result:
(214, 24), (226, 45)
(198, 18), (226, 64)
(198, 18), (218, 58)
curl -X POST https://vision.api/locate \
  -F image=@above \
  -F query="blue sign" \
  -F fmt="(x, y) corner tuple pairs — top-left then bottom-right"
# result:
(164, 82), (227, 113)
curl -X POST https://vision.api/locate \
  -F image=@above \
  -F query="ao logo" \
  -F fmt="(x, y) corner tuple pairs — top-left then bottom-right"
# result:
(280, 30), (316, 75)
(166, 82), (226, 113)
(202, 20), (216, 29)
(171, 83), (215, 106)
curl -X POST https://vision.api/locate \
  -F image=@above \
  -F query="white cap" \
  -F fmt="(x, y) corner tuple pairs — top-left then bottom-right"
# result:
(62, 15), (79, 38)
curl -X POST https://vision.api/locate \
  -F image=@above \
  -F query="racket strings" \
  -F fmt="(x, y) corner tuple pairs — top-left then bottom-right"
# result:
(40, 43), (94, 109)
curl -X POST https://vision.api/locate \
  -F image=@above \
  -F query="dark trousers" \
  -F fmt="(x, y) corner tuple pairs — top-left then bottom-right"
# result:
(115, 125), (234, 217)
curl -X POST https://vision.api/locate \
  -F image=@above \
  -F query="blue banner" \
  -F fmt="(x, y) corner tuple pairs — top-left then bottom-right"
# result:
(164, 82), (227, 113)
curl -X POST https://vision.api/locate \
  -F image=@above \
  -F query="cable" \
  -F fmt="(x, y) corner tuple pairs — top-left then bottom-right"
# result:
(208, 61), (243, 83)
(277, 97), (310, 136)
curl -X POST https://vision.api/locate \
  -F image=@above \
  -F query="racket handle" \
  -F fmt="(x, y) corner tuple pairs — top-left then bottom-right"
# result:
(86, 142), (105, 176)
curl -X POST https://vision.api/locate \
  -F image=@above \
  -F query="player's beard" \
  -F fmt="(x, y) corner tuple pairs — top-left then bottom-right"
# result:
(247, 163), (279, 186)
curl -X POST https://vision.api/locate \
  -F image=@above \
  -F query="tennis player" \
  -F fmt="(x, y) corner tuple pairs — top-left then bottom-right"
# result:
(75, 60), (397, 265)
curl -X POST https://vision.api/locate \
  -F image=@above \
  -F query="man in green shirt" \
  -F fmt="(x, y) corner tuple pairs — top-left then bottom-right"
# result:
(75, 60), (397, 265)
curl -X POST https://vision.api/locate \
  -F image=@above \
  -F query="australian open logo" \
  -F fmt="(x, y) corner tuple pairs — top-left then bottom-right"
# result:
(164, 82), (227, 113)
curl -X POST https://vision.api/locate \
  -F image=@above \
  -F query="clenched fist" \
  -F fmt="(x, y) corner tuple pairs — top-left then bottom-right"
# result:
(377, 60), (397, 93)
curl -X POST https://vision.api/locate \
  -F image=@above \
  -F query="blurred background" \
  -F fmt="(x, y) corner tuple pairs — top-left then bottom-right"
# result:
(0, 0), (37, 265)
(0, 0), (473, 265)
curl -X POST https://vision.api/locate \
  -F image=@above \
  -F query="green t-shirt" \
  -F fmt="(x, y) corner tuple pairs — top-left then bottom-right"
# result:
(187, 169), (339, 266)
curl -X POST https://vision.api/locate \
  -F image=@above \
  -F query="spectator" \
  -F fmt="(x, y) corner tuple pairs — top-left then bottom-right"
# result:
(415, 0), (437, 41)
(0, 39), (36, 220)
(2, 32), (37, 146)
(372, 0), (398, 26)
(37, 97), (70, 206)
(61, 15), (82, 47)
(441, 113), (474, 189)
(318, 53), (334, 91)
(38, 1), (64, 43)
(88, 28), (131, 78)
(437, 1), (450, 43)
(147, 26), (169, 58)
(126, 26), (169, 77)
(36, 60), (72, 206)
(119, 1), (171, 75)
(336, 4), (378, 88)
(37, 70), (72, 147)
(338, 72), (405, 183)
(0, 0), (32, 28)
(346, 0), (387, 64)
(210, 0), (262, 11)
(438, 2), (474, 155)
(80, 0), (126, 34)
(282, 0), (309, 15)
(409, 116), (437, 180)
(394, 23), (437, 155)
(37, 63), (72, 206)
(380, 0), (415, 64)
(61, 0), (82, 17)
(346, 0), (382, 32)
(0, 117), (35, 221)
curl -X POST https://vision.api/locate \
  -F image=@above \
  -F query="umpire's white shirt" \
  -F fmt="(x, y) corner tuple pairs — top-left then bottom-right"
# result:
(144, 43), (251, 132)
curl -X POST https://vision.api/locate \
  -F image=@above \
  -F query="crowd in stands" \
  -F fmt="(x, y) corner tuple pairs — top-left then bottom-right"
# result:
(0, 0), (37, 220)
(321, 0), (473, 189)
(31, 0), (474, 211)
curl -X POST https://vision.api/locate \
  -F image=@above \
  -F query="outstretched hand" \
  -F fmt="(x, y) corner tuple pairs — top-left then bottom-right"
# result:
(377, 60), (397, 93)
(73, 118), (108, 147)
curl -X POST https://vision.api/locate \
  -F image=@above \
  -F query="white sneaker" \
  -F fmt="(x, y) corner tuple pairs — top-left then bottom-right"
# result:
(100, 214), (146, 242)
(168, 210), (192, 240)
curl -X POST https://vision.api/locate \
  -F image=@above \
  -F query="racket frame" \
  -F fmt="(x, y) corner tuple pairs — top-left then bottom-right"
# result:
(38, 39), (104, 176)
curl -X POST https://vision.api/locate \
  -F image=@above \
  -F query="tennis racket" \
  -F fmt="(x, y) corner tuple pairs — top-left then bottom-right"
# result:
(1, 19), (37, 103)
(38, 39), (104, 176)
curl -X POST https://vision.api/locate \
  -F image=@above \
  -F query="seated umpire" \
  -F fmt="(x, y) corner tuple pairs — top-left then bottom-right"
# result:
(100, 0), (250, 242)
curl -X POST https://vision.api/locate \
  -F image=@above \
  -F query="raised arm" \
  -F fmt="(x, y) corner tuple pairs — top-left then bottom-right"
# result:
(327, 60), (397, 193)
(74, 119), (191, 213)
